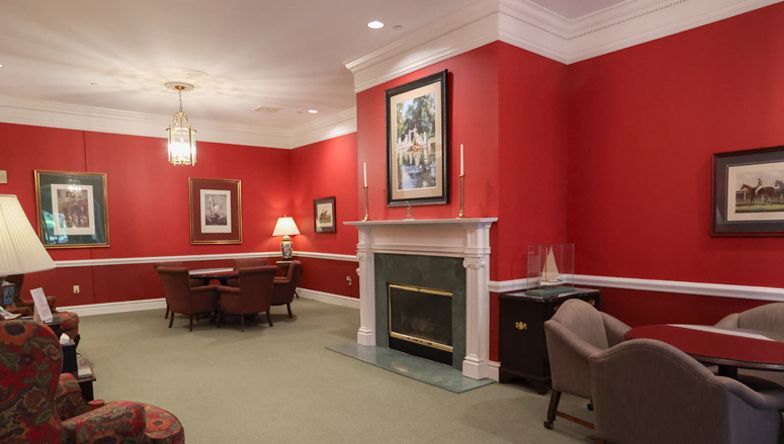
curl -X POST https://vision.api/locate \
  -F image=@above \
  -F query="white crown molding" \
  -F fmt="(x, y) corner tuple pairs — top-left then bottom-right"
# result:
(346, 0), (782, 91)
(0, 95), (356, 149)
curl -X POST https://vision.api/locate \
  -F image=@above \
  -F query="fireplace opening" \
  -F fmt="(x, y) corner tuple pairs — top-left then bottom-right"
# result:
(388, 284), (453, 365)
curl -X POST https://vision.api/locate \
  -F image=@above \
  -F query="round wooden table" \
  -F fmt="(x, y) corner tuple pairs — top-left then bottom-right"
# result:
(625, 324), (784, 378)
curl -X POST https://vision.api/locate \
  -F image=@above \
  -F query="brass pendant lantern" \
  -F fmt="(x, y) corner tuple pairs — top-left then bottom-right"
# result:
(165, 82), (197, 166)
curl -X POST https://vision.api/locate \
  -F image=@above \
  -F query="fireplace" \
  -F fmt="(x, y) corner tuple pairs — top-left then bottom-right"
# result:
(388, 284), (453, 365)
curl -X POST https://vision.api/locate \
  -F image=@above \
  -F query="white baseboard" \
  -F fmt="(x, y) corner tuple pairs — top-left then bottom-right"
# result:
(58, 298), (166, 317)
(485, 360), (500, 382)
(297, 288), (360, 309)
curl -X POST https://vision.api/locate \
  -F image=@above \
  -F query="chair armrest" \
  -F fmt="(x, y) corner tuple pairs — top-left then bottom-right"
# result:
(544, 319), (601, 397)
(715, 313), (740, 328)
(190, 285), (217, 293)
(602, 313), (631, 347)
(719, 376), (784, 411)
(61, 401), (146, 442)
(57, 373), (90, 419)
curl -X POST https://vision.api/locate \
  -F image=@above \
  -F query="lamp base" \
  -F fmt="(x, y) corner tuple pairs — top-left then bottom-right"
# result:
(280, 235), (293, 260)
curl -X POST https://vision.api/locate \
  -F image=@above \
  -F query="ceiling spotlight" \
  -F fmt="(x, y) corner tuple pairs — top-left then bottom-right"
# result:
(307, 109), (319, 114)
(367, 20), (384, 29)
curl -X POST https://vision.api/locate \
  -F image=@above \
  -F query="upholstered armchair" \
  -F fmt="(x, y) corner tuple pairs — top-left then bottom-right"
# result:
(5, 274), (80, 339)
(272, 260), (301, 318)
(156, 267), (218, 331)
(216, 265), (277, 331)
(543, 298), (630, 430)
(715, 303), (784, 388)
(154, 262), (208, 320)
(0, 320), (147, 443)
(225, 258), (269, 287)
(590, 338), (784, 444)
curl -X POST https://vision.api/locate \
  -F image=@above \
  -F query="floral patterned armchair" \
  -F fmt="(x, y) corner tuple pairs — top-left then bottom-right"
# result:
(0, 320), (183, 443)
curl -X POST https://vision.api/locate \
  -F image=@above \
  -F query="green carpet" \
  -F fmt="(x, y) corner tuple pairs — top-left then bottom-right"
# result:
(76, 298), (594, 443)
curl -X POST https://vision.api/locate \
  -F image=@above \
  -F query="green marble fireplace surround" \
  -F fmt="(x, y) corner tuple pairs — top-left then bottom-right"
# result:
(374, 253), (467, 369)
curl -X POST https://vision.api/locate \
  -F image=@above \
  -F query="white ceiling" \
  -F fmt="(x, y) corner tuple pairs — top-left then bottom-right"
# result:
(528, 0), (627, 19)
(0, 0), (474, 129)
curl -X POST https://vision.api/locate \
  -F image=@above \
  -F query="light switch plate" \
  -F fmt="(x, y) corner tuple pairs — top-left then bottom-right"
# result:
(0, 170), (6, 184)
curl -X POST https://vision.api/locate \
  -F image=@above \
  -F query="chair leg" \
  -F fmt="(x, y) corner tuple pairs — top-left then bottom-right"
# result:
(544, 390), (561, 430)
(266, 311), (273, 327)
(189, 314), (194, 332)
(286, 303), (293, 318)
(164, 304), (169, 319)
(240, 313), (245, 332)
(168, 311), (175, 328)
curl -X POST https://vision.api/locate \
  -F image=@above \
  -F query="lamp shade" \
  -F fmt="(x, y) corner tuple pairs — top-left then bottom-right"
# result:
(272, 217), (300, 237)
(0, 194), (55, 275)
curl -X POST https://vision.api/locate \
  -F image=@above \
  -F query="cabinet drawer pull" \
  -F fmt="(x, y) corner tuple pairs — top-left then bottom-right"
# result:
(514, 321), (528, 331)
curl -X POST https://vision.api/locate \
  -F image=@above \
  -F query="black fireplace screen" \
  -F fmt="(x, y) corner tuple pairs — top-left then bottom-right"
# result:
(388, 284), (453, 352)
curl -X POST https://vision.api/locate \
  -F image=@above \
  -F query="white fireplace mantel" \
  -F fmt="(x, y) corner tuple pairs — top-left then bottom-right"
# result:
(345, 217), (498, 380)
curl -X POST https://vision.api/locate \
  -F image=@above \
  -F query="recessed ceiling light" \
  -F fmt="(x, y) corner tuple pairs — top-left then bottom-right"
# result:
(307, 109), (319, 114)
(0, 64), (4, 68)
(367, 20), (384, 29)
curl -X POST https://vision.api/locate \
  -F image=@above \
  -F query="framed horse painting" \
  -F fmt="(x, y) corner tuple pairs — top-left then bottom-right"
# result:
(713, 146), (784, 236)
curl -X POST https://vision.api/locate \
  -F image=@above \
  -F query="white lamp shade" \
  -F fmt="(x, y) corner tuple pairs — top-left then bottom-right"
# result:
(0, 194), (55, 275)
(272, 217), (300, 237)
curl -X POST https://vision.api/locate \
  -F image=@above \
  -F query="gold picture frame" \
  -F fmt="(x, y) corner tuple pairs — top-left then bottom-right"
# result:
(34, 170), (110, 249)
(188, 178), (242, 244)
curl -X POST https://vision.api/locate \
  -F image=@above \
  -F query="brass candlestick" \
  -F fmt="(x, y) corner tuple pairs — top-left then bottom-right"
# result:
(363, 186), (369, 221)
(457, 175), (465, 218)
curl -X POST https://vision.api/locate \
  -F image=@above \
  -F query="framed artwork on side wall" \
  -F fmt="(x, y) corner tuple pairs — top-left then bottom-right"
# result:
(713, 146), (784, 236)
(189, 178), (242, 244)
(386, 70), (449, 206)
(34, 170), (109, 248)
(314, 196), (336, 233)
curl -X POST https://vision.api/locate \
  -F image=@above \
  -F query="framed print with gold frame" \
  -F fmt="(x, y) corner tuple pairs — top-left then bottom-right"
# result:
(189, 178), (242, 244)
(34, 170), (109, 248)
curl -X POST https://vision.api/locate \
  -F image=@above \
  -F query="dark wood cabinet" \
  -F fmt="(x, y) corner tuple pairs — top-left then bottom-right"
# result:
(499, 288), (600, 394)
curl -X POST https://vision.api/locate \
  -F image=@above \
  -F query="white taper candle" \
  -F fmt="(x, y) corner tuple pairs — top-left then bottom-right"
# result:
(460, 144), (464, 176)
(363, 162), (368, 187)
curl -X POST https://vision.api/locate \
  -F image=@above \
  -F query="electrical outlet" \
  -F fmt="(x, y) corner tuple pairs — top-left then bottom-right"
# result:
(73, 285), (80, 294)
(346, 276), (353, 286)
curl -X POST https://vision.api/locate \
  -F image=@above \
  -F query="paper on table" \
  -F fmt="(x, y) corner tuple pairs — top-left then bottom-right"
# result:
(670, 324), (775, 341)
(30, 287), (53, 323)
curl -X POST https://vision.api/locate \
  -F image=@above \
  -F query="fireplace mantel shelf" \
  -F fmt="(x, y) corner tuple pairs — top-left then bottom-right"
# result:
(345, 217), (498, 227)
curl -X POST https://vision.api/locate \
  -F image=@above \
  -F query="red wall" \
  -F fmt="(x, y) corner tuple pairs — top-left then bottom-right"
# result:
(1, 122), (291, 305)
(566, 3), (784, 322)
(288, 134), (360, 298)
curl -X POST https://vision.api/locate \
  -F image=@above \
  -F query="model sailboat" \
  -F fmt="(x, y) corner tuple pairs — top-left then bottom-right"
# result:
(541, 247), (562, 286)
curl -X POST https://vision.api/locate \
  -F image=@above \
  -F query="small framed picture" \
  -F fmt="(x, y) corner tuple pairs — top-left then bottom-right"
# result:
(314, 196), (336, 233)
(189, 178), (242, 244)
(34, 170), (109, 248)
(386, 70), (449, 206)
(713, 146), (784, 236)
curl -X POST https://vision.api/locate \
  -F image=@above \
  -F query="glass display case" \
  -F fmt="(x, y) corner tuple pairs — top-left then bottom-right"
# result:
(526, 243), (574, 294)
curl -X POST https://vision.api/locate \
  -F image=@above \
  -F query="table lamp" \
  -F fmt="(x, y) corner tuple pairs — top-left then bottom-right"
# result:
(0, 194), (56, 301)
(272, 216), (300, 260)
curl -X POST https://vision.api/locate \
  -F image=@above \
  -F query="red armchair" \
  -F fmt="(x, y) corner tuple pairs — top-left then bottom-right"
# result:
(216, 265), (277, 331)
(226, 257), (269, 287)
(0, 320), (147, 443)
(156, 267), (218, 331)
(272, 260), (301, 318)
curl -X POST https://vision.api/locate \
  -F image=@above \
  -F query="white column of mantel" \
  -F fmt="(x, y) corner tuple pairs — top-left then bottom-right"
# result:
(355, 228), (376, 346)
(461, 221), (493, 379)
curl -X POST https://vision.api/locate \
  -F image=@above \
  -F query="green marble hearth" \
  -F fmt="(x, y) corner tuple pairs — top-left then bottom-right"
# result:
(327, 343), (493, 394)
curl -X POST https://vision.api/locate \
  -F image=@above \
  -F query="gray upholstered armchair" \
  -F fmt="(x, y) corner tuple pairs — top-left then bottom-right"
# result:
(543, 298), (630, 430)
(715, 302), (784, 389)
(590, 338), (784, 444)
